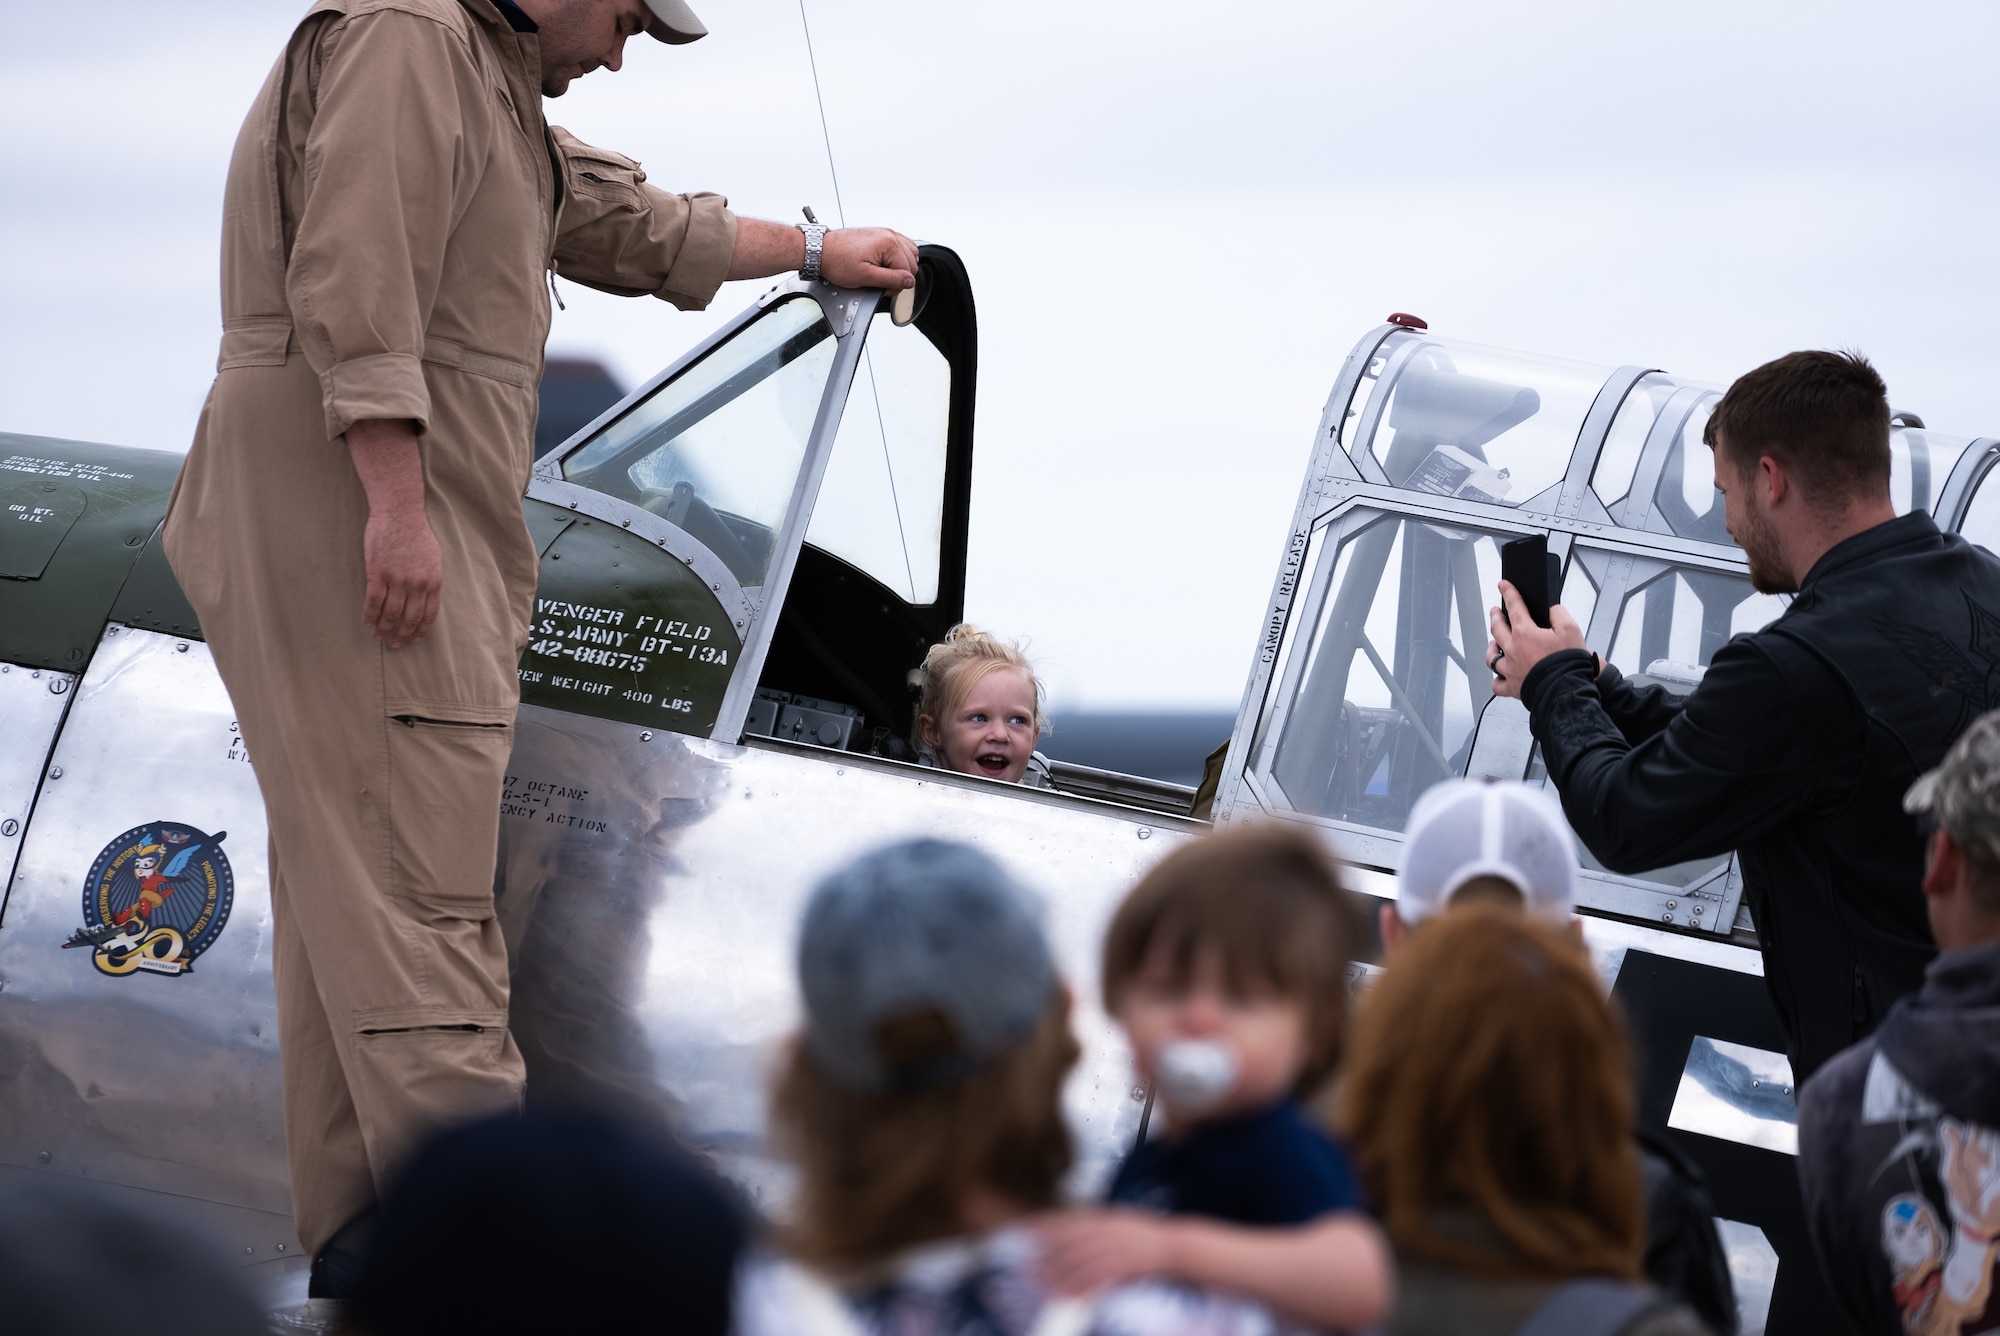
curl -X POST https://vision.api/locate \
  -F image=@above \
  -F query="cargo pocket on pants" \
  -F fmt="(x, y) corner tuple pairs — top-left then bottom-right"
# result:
(384, 715), (513, 908)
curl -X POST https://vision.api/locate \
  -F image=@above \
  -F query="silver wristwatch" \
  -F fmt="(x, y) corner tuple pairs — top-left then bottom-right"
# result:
(799, 222), (827, 283)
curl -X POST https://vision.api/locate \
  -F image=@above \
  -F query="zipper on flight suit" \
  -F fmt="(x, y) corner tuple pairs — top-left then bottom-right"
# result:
(487, 12), (559, 320)
(390, 715), (509, 730)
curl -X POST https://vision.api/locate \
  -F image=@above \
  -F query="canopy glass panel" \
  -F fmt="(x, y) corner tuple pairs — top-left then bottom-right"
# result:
(1350, 338), (1612, 509)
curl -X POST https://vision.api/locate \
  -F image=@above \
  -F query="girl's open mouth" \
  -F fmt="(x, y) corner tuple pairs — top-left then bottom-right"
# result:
(975, 753), (1010, 775)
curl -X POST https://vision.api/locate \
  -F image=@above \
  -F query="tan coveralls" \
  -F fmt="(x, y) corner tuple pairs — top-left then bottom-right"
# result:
(162, 0), (736, 1256)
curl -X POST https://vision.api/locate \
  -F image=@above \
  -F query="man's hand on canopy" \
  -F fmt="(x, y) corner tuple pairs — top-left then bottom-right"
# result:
(1486, 580), (1588, 700)
(819, 226), (919, 291)
(726, 218), (919, 291)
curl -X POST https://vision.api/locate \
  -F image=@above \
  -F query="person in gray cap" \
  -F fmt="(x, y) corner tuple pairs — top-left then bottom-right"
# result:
(1797, 707), (2000, 1334)
(737, 838), (1296, 1336)
(165, 0), (918, 1318)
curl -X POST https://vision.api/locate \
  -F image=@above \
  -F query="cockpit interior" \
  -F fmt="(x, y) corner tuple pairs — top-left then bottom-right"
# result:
(526, 245), (1198, 815)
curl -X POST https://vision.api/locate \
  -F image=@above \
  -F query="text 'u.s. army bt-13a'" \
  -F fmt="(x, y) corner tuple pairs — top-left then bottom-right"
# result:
(4, 250), (1997, 1319)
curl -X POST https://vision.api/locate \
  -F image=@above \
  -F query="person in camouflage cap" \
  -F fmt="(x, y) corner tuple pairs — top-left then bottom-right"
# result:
(1798, 708), (2000, 1334)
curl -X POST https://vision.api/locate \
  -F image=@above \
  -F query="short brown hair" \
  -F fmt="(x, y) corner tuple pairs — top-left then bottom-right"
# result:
(768, 998), (1078, 1274)
(1338, 904), (1643, 1282)
(1703, 349), (1890, 506)
(1101, 823), (1365, 1098)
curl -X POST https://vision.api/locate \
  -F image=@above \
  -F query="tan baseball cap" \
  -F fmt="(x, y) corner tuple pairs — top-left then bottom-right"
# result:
(644, 0), (707, 43)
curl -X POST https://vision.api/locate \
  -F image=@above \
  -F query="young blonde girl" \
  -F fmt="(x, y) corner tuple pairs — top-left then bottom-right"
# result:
(912, 625), (1054, 788)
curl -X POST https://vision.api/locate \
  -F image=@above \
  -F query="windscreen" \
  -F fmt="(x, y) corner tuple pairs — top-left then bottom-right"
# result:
(561, 296), (837, 589)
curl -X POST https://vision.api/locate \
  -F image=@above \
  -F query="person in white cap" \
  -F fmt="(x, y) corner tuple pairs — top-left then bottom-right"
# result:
(1383, 779), (1743, 1332)
(162, 0), (918, 1318)
(1380, 777), (1580, 955)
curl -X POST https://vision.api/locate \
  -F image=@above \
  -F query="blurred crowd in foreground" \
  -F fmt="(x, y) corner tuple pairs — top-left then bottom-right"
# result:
(21, 701), (2000, 1336)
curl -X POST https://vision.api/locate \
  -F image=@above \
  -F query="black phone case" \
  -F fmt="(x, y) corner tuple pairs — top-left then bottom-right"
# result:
(1500, 535), (1553, 629)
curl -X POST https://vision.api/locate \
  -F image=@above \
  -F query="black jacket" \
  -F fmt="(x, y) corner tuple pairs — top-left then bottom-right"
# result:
(1639, 1129), (1737, 1335)
(1522, 513), (2000, 1081)
(1796, 941), (2000, 1334)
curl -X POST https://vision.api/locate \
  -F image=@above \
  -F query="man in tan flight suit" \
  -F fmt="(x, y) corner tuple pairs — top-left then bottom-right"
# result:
(162, 0), (916, 1304)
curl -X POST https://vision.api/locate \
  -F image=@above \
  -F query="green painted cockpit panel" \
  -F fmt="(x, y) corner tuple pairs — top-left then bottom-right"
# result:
(518, 513), (743, 735)
(0, 479), (86, 580)
(0, 434), (184, 670)
(524, 498), (575, 556)
(109, 523), (203, 640)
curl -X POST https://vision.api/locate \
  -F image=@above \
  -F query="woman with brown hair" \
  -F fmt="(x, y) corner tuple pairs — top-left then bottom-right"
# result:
(1339, 903), (1712, 1336)
(734, 838), (1294, 1336)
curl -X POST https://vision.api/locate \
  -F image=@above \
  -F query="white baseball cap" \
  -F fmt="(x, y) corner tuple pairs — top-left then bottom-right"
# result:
(1396, 779), (1579, 925)
(644, 0), (707, 44)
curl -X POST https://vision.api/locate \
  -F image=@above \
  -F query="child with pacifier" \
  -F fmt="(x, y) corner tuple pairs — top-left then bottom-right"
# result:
(1037, 824), (1392, 1331)
(913, 625), (1055, 788)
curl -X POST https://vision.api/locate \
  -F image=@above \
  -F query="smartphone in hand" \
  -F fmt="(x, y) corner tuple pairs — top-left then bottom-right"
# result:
(1499, 534), (1561, 630)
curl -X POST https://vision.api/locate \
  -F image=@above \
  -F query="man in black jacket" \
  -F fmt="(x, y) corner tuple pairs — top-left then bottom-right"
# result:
(1486, 350), (2000, 1083)
(1797, 709), (2000, 1334)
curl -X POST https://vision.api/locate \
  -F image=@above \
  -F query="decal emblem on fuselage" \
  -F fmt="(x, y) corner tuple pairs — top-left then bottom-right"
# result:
(61, 823), (233, 977)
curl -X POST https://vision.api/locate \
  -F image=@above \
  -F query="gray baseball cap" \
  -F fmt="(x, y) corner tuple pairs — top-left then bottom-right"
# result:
(644, 0), (706, 44)
(797, 839), (1056, 1093)
(1905, 709), (2000, 864)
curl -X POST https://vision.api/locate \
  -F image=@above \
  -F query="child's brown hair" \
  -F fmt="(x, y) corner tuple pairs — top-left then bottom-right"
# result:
(1101, 822), (1366, 1098)
(768, 998), (1079, 1273)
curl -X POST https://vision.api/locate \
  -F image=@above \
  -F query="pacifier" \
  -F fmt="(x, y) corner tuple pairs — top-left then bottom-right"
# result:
(1152, 1038), (1240, 1116)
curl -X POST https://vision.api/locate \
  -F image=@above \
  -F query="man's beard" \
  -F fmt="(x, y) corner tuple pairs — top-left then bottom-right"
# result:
(1736, 502), (1795, 595)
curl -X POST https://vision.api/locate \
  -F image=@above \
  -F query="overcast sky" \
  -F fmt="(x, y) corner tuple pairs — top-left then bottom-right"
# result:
(5, 1), (1996, 709)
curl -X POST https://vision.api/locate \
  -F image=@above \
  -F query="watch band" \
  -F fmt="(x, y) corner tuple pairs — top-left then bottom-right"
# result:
(799, 223), (827, 283)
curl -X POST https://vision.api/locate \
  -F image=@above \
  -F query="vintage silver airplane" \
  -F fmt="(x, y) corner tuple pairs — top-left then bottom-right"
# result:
(3, 250), (1994, 1327)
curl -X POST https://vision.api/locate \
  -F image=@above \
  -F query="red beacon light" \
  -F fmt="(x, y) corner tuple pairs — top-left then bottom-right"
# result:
(1386, 312), (1428, 330)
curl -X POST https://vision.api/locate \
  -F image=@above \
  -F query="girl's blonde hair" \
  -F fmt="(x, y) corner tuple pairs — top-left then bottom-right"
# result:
(913, 624), (1047, 757)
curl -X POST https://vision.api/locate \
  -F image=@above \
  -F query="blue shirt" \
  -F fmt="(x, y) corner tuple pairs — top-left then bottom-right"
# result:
(1106, 1099), (1365, 1226)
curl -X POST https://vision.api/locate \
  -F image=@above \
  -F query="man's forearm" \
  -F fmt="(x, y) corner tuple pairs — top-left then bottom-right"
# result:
(1520, 651), (1677, 870)
(345, 418), (427, 519)
(725, 219), (919, 289)
(345, 418), (442, 648)
(1523, 645), (1803, 872)
(725, 218), (808, 281)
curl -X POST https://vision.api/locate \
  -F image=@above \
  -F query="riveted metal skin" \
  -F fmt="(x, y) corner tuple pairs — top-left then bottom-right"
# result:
(0, 662), (74, 910)
(494, 708), (1188, 1198)
(0, 626), (302, 1290)
(107, 522), (203, 640)
(0, 625), (1181, 1240)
